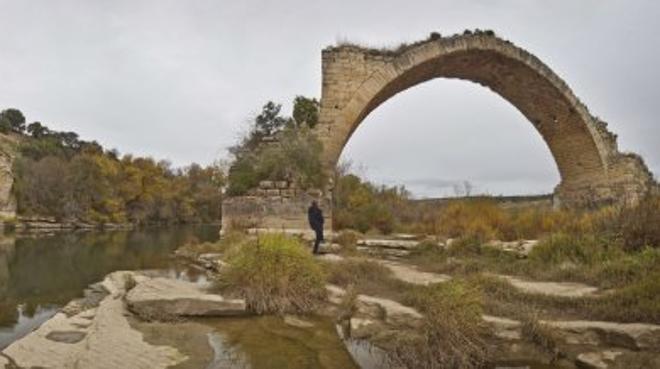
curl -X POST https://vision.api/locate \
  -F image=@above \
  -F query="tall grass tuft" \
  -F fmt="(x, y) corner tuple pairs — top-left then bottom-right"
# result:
(391, 281), (489, 369)
(219, 233), (327, 314)
(617, 194), (660, 251)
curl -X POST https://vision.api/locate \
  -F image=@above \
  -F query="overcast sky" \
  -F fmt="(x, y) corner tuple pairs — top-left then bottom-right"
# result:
(1, 1), (658, 198)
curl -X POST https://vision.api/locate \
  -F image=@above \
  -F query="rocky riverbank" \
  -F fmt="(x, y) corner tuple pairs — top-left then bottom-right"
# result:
(3, 233), (660, 369)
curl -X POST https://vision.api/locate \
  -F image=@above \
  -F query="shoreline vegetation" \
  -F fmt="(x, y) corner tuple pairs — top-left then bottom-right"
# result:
(172, 191), (659, 367)
(0, 108), (225, 229)
(2, 96), (659, 368)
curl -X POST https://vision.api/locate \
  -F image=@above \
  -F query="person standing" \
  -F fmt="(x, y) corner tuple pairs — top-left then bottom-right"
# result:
(307, 201), (324, 254)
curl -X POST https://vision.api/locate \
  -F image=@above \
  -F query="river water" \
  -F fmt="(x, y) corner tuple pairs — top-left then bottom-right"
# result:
(0, 225), (218, 348)
(0, 226), (556, 368)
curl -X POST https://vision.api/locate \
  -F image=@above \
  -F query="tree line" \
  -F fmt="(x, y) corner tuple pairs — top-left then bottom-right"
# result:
(1, 108), (224, 225)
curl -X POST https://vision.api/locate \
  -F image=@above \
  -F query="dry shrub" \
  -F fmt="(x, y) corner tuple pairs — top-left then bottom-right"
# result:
(437, 199), (504, 241)
(220, 233), (326, 314)
(336, 284), (359, 322)
(617, 194), (660, 251)
(177, 230), (248, 258)
(520, 310), (560, 360)
(590, 270), (660, 323)
(392, 281), (488, 369)
(334, 230), (361, 254)
(123, 273), (137, 292)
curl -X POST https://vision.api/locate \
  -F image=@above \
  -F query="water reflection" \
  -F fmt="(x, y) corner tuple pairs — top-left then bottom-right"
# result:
(200, 316), (359, 369)
(0, 225), (219, 348)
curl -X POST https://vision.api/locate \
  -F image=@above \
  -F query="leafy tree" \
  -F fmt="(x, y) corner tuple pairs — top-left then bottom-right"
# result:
(254, 101), (289, 138)
(27, 122), (49, 138)
(11, 112), (225, 224)
(226, 97), (325, 195)
(333, 170), (407, 234)
(0, 108), (26, 134)
(292, 96), (320, 128)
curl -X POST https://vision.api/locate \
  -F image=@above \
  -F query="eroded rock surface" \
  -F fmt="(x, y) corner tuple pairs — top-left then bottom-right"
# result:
(377, 260), (450, 286)
(547, 320), (660, 351)
(1, 271), (187, 369)
(485, 240), (539, 257)
(576, 350), (624, 369)
(357, 239), (419, 250)
(126, 276), (246, 318)
(326, 284), (421, 328)
(495, 274), (599, 298)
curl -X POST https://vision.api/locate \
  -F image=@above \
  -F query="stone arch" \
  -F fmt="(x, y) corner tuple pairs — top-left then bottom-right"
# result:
(316, 33), (654, 207)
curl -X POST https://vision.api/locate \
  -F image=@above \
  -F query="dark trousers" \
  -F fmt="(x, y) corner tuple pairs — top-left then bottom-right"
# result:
(313, 227), (324, 254)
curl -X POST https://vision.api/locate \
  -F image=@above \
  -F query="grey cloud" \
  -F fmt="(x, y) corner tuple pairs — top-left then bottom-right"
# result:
(1, 0), (658, 197)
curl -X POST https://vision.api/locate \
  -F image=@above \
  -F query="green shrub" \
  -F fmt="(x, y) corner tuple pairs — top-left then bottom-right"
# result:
(528, 233), (620, 266)
(220, 233), (326, 314)
(326, 258), (391, 288)
(587, 247), (660, 289)
(520, 314), (560, 360)
(392, 281), (488, 369)
(177, 230), (248, 258)
(591, 271), (660, 323)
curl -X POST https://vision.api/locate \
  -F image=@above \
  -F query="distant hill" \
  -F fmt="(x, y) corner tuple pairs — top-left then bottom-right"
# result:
(411, 194), (554, 209)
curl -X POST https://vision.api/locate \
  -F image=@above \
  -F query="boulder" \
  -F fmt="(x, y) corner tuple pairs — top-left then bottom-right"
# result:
(126, 277), (247, 318)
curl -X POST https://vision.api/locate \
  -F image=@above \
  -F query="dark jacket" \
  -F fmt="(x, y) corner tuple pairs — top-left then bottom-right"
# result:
(308, 204), (324, 231)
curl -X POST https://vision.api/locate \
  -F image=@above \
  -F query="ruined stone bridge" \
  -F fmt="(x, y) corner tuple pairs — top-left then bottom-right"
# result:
(222, 32), (655, 233)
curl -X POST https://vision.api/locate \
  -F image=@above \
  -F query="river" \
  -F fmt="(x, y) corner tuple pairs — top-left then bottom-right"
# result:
(0, 226), (556, 369)
(0, 225), (218, 348)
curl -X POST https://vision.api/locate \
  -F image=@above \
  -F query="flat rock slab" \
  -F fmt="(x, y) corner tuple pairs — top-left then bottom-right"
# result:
(357, 239), (419, 250)
(496, 274), (598, 298)
(377, 260), (450, 286)
(326, 284), (421, 328)
(483, 314), (660, 352)
(126, 277), (247, 317)
(576, 350), (623, 369)
(485, 240), (539, 257)
(482, 315), (523, 340)
(283, 315), (315, 328)
(546, 320), (660, 351)
(2, 271), (187, 369)
(356, 246), (411, 258)
(315, 253), (345, 262)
